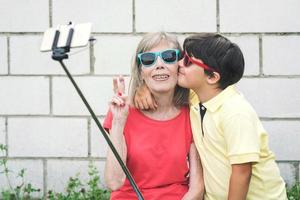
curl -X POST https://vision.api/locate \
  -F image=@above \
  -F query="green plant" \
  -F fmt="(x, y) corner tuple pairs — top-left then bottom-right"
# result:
(47, 162), (110, 200)
(0, 144), (41, 200)
(287, 182), (300, 200)
(1, 143), (110, 200)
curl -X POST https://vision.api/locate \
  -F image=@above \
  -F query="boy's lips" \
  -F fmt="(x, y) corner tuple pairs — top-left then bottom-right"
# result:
(178, 68), (185, 75)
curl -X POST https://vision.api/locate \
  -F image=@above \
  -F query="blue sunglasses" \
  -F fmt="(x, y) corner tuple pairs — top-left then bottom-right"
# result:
(137, 49), (180, 67)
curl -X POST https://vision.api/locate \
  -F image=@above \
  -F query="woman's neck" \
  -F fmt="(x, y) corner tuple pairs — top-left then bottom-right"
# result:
(142, 91), (180, 120)
(154, 92), (174, 110)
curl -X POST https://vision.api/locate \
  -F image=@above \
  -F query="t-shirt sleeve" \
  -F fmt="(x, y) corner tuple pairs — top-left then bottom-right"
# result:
(222, 113), (260, 164)
(103, 109), (113, 131)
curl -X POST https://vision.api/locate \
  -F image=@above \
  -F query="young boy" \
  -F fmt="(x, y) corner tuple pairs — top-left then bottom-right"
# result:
(134, 33), (287, 199)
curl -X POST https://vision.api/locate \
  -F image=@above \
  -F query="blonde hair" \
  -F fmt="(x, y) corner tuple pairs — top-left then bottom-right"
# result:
(129, 32), (189, 107)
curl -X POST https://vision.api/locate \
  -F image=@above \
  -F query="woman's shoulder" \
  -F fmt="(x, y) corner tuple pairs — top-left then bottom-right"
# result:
(128, 106), (141, 116)
(179, 106), (190, 116)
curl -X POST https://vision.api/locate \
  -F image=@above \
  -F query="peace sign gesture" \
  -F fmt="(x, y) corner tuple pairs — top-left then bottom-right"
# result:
(110, 76), (129, 122)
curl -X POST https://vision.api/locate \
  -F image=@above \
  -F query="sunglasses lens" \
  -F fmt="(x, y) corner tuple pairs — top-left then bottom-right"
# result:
(140, 53), (156, 66)
(162, 50), (177, 63)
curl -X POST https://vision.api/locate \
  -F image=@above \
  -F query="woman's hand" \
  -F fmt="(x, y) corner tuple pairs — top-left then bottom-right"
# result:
(182, 189), (204, 200)
(182, 143), (205, 200)
(110, 76), (129, 122)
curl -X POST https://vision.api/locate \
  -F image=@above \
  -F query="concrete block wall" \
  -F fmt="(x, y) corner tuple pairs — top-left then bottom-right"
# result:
(0, 0), (299, 196)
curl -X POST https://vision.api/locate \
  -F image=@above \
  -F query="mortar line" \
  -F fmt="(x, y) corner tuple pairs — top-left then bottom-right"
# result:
(0, 32), (44, 35)
(295, 162), (299, 183)
(132, 0), (136, 33)
(7, 37), (10, 75)
(5, 117), (8, 157)
(216, 0), (220, 33)
(1, 115), (300, 121)
(0, 115), (107, 118)
(89, 40), (95, 74)
(0, 157), (107, 161)
(0, 157), (295, 162)
(2, 74), (300, 78)
(49, 76), (53, 115)
(260, 118), (300, 121)
(2, 73), (300, 78)
(0, 74), (127, 77)
(43, 159), (47, 198)
(259, 34), (263, 75)
(49, 0), (53, 27)
(1, 32), (300, 36)
(88, 117), (91, 157)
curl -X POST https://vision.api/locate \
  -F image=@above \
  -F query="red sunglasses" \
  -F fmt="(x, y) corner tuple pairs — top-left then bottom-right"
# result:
(182, 52), (218, 72)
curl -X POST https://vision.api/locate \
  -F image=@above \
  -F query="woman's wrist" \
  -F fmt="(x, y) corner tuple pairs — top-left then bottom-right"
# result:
(112, 117), (127, 124)
(112, 118), (127, 133)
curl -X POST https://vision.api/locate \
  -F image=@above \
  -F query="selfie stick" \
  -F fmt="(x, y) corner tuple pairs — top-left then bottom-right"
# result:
(51, 25), (144, 200)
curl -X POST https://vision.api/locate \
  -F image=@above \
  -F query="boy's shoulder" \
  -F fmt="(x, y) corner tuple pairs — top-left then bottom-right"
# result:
(220, 91), (257, 119)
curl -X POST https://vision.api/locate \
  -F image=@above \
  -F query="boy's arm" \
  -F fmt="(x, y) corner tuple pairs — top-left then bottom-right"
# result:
(227, 163), (252, 200)
(134, 83), (157, 110)
(222, 113), (259, 200)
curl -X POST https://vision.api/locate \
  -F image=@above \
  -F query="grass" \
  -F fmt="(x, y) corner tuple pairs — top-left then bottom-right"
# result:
(0, 144), (110, 200)
(287, 182), (300, 200)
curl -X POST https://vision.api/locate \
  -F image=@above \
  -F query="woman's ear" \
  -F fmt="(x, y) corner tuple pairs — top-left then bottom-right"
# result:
(207, 72), (220, 85)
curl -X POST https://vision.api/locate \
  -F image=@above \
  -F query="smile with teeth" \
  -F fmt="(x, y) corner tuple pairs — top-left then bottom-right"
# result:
(152, 74), (169, 81)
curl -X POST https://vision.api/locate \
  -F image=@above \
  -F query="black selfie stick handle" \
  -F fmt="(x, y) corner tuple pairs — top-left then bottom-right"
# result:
(57, 60), (144, 200)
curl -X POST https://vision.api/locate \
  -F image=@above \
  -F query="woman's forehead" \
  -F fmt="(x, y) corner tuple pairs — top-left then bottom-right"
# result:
(145, 40), (176, 52)
(149, 42), (173, 51)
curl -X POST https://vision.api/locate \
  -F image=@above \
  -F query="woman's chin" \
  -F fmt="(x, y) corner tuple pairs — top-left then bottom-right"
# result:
(149, 86), (176, 94)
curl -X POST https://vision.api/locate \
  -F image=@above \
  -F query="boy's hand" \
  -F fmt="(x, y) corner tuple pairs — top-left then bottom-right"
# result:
(134, 83), (157, 110)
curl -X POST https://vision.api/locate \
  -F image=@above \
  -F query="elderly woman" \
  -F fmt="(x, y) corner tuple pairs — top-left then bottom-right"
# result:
(104, 32), (204, 200)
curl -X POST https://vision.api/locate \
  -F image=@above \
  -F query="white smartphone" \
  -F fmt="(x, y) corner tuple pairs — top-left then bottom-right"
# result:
(40, 22), (92, 52)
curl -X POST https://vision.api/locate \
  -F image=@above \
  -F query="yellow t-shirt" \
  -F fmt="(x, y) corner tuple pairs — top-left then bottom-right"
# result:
(189, 85), (287, 200)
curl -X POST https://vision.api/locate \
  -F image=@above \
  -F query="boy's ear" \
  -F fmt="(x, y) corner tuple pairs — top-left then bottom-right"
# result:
(206, 72), (220, 85)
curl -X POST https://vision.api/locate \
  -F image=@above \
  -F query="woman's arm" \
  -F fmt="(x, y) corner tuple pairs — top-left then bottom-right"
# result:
(182, 143), (205, 200)
(104, 119), (128, 191)
(104, 76), (129, 191)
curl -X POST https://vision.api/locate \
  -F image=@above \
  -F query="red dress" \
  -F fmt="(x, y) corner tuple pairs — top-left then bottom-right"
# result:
(104, 107), (192, 200)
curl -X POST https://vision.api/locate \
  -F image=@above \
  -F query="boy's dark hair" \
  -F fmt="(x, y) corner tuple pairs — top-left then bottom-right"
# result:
(183, 33), (245, 90)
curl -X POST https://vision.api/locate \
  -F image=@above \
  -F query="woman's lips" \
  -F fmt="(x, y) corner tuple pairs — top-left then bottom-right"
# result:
(152, 74), (170, 81)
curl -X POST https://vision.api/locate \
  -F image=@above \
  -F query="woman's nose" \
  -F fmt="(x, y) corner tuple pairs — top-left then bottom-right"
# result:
(155, 56), (165, 69)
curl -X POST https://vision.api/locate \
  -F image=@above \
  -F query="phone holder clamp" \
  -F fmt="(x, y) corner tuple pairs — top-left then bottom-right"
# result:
(51, 26), (74, 61)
